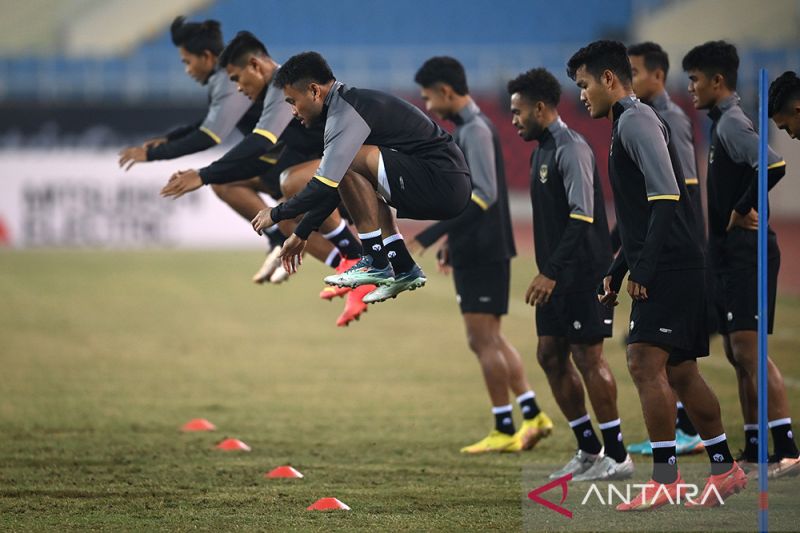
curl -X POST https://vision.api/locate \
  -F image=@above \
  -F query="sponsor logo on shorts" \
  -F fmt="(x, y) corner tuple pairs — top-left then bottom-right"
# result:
(629, 320), (635, 331)
(573, 320), (582, 330)
(659, 327), (673, 334)
(479, 296), (491, 303)
(456, 294), (462, 304)
(727, 312), (734, 321)
(604, 319), (613, 325)
(399, 176), (405, 190)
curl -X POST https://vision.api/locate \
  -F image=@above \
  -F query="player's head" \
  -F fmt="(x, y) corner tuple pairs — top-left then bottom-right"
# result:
(414, 56), (469, 121)
(567, 40), (633, 119)
(170, 16), (224, 84)
(218, 31), (271, 100)
(769, 71), (800, 140)
(507, 68), (561, 142)
(682, 40), (739, 110)
(274, 51), (336, 128)
(627, 41), (668, 102)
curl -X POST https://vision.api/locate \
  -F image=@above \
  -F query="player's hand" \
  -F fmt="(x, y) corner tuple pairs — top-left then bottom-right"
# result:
(598, 275), (619, 307)
(118, 146), (148, 170)
(160, 169), (203, 199)
(279, 234), (306, 274)
(525, 273), (556, 306)
(251, 207), (274, 235)
(436, 244), (451, 275)
(406, 238), (425, 256)
(727, 208), (758, 231)
(143, 137), (167, 149)
(627, 279), (648, 301)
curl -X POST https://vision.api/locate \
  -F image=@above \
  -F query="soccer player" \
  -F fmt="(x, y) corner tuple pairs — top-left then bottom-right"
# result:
(683, 41), (799, 478)
(251, 52), (472, 304)
(509, 67), (631, 480)
(408, 57), (553, 453)
(769, 70), (800, 140)
(118, 17), (256, 176)
(568, 40), (745, 510)
(625, 41), (703, 456)
(158, 32), (369, 327)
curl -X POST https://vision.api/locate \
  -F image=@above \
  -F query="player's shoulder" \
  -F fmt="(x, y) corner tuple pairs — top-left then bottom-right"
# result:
(618, 101), (665, 139)
(717, 103), (753, 137)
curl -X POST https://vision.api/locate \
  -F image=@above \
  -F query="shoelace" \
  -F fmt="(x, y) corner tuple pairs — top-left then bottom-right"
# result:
(346, 255), (373, 273)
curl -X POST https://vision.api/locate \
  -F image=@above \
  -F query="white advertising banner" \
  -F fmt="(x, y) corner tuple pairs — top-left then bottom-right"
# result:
(0, 149), (274, 249)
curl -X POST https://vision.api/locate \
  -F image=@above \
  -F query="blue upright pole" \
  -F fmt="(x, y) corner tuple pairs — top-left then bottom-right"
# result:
(757, 68), (769, 533)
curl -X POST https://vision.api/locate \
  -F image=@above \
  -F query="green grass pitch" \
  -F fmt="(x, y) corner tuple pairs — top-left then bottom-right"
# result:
(1, 250), (799, 531)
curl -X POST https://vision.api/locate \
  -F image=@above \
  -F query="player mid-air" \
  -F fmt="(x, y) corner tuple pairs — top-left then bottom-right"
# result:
(158, 31), (370, 326)
(251, 51), (472, 304)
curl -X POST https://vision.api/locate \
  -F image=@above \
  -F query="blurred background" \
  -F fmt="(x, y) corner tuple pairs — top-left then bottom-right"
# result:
(1, 0), (799, 284)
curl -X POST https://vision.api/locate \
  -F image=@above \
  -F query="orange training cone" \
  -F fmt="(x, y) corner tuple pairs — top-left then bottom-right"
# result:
(265, 466), (304, 479)
(181, 418), (216, 432)
(307, 497), (351, 511)
(216, 438), (251, 451)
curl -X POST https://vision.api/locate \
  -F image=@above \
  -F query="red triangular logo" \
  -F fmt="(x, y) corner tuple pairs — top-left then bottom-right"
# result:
(527, 473), (573, 518)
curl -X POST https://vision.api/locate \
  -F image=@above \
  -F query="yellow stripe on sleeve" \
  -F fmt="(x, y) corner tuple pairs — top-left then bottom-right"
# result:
(471, 193), (489, 211)
(768, 160), (787, 170)
(258, 156), (278, 164)
(569, 213), (594, 223)
(684, 178), (699, 185)
(648, 194), (680, 201)
(199, 126), (221, 144)
(314, 175), (339, 188)
(253, 129), (278, 144)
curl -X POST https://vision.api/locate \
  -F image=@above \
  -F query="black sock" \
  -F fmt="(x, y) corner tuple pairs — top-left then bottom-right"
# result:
(516, 391), (540, 420)
(493, 405), (515, 435)
(675, 402), (698, 436)
(569, 415), (602, 454)
(703, 434), (735, 475)
(770, 419), (800, 459)
(743, 425), (759, 461)
(324, 249), (341, 269)
(383, 234), (416, 273)
(265, 226), (286, 249)
(323, 221), (362, 260)
(358, 230), (389, 269)
(599, 419), (627, 463)
(651, 441), (679, 484)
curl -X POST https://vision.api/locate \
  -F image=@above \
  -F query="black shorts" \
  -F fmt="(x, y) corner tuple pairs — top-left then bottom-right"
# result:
(258, 148), (316, 199)
(710, 228), (780, 335)
(535, 289), (613, 342)
(379, 146), (471, 221)
(713, 262), (779, 335)
(452, 261), (510, 316)
(627, 268), (709, 363)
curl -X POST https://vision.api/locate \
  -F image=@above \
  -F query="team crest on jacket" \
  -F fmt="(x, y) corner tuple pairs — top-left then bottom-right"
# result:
(539, 164), (549, 183)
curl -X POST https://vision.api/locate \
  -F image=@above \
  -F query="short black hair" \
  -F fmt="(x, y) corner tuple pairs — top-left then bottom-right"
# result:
(627, 41), (670, 79)
(769, 71), (800, 117)
(567, 40), (632, 84)
(170, 16), (223, 56)
(681, 40), (739, 90)
(273, 51), (335, 89)
(414, 56), (469, 95)
(218, 31), (269, 68)
(507, 68), (561, 107)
